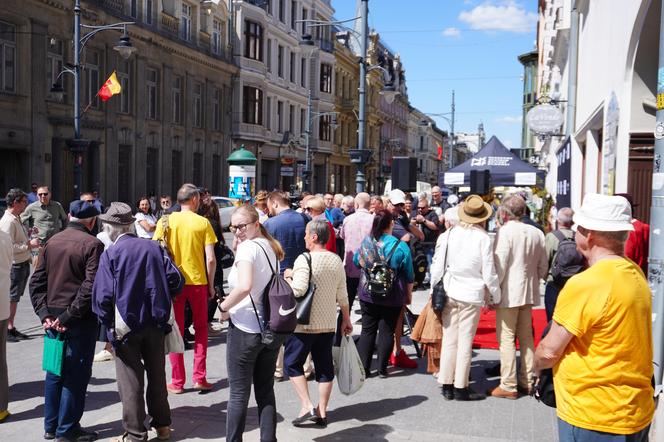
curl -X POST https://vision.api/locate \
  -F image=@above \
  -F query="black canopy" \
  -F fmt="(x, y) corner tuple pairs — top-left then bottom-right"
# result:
(440, 136), (545, 187)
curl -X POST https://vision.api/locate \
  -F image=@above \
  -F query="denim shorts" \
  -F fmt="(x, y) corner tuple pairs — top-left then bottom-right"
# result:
(10, 260), (30, 302)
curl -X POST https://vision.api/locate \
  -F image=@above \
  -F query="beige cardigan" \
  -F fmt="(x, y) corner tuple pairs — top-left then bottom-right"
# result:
(289, 251), (349, 333)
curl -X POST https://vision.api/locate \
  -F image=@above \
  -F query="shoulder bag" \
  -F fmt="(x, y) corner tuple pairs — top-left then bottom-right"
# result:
(431, 228), (452, 312)
(296, 252), (317, 325)
(157, 215), (185, 296)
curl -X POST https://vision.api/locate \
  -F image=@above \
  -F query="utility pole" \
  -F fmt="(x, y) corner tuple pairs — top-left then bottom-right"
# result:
(649, 0), (664, 386)
(450, 90), (455, 169)
(565, 0), (578, 136)
(355, 0), (369, 194)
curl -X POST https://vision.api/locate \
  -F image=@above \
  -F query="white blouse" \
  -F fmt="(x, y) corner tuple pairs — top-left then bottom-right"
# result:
(134, 212), (157, 239)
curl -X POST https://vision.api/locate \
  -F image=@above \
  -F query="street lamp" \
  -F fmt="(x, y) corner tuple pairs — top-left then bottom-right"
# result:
(49, 0), (136, 198)
(380, 81), (398, 104)
(299, 33), (318, 57)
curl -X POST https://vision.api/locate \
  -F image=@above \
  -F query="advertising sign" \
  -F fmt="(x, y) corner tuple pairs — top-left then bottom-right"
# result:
(527, 104), (564, 135)
(229, 165), (255, 200)
(556, 137), (572, 209)
(602, 92), (619, 195)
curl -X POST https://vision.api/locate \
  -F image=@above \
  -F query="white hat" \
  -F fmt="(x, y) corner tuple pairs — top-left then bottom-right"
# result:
(572, 193), (634, 232)
(388, 189), (406, 205)
(447, 194), (459, 206)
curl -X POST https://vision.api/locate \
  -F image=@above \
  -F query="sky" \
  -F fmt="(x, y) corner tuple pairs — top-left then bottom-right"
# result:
(331, 0), (538, 150)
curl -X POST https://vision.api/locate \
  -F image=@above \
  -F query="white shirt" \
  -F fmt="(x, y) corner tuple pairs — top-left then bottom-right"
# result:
(0, 230), (12, 321)
(134, 212), (157, 239)
(227, 238), (279, 333)
(430, 225), (501, 305)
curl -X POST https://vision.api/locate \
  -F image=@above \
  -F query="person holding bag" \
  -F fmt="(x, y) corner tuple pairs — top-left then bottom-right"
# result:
(217, 204), (288, 442)
(283, 219), (352, 428)
(430, 195), (501, 401)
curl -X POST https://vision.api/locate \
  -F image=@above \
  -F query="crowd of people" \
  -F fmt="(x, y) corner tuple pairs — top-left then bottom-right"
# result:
(0, 181), (656, 442)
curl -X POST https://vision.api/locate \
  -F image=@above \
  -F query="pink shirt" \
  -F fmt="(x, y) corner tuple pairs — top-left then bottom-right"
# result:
(339, 208), (375, 278)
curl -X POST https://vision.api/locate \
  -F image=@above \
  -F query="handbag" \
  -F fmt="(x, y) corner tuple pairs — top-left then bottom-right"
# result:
(164, 306), (185, 354)
(296, 253), (316, 325)
(42, 330), (65, 376)
(431, 228), (452, 312)
(157, 215), (186, 295)
(217, 241), (235, 269)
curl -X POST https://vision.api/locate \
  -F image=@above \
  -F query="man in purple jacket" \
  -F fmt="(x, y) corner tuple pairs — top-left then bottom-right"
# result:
(92, 202), (178, 442)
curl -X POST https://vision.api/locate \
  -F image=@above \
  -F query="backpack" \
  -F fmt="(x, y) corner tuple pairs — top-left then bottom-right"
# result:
(364, 239), (402, 298)
(550, 230), (585, 287)
(253, 241), (298, 334)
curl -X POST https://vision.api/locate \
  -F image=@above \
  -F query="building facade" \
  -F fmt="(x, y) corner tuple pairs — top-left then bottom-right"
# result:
(408, 107), (448, 184)
(517, 50), (538, 161)
(0, 0), (236, 204)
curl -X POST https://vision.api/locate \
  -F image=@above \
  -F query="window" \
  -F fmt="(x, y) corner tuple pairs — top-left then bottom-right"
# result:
(319, 114), (332, 141)
(290, 1), (297, 29)
(146, 145), (158, 195)
(267, 0), (273, 15)
(46, 40), (64, 100)
(300, 56), (306, 87)
(279, 0), (285, 22)
(193, 151), (203, 185)
(212, 153), (221, 192)
(289, 104), (294, 134)
(300, 108), (305, 135)
(301, 8), (308, 34)
(118, 144), (132, 203)
(129, 0), (137, 18)
(212, 18), (222, 54)
(244, 20), (263, 61)
(320, 63), (332, 93)
(144, 0), (153, 25)
(266, 97), (271, 130)
(193, 81), (203, 128)
(419, 135), (424, 151)
(146, 67), (158, 120)
(277, 100), (283, 133)
(266, 39), (271, 72)
(289, 52), (295, 83)
(181, 3), (192, 41)
(171, 148), (183, 195)
(277, 45), (284, 78)
(242, 86), (263, 125)
(172, 75), (182, 124)
(117, 59), (131, 114)
(83, 50), (100, 108)
(212, 87), (221, 131)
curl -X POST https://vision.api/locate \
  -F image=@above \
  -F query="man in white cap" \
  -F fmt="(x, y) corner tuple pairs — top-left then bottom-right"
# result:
(534, 194), (654, 440)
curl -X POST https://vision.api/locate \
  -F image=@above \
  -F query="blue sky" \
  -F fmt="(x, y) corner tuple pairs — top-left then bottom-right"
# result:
(331, 0), (538, 150)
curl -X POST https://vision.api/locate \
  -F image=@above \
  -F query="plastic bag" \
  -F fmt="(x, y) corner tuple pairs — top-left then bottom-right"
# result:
(42, 330), (65, 376)
(335, 335), (365, 395)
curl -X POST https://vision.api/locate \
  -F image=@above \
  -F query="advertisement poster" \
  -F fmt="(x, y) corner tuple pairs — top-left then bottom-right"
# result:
(556, 136), (572, 209)
(602, 92), (619, 195)
(229, 165), (255, 200)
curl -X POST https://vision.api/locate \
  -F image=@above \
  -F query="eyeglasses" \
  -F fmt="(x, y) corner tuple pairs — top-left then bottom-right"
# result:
(229, 222), (251, 233)
(38, 193), (49, 196)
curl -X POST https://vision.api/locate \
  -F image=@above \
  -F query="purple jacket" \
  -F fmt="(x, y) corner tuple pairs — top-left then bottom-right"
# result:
(92, 234), (175, 342)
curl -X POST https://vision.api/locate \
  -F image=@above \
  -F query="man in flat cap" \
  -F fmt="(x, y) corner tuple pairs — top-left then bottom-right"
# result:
(29, 200), (103, 442)
(93, 203), (177, 441)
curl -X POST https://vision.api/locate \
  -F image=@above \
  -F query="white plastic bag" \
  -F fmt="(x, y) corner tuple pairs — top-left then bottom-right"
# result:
(335, 335), (365, 395)
(164, 306), (184, 354)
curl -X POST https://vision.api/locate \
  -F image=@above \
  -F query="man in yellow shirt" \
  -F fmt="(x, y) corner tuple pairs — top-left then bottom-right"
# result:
(534, 193), (654, 441)
(153, 184), (217, 394)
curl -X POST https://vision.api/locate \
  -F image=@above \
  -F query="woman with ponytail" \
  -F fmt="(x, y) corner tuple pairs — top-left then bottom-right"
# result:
(218, 204), (286, 442)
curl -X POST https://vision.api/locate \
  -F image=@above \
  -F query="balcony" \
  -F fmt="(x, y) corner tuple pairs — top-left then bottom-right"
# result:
(316, 38), (334, 54)
(160, 11), (179, 36)
(199, 31), (211, 51)
(89, 0), (124, 15)
(233, 122), (266, 140)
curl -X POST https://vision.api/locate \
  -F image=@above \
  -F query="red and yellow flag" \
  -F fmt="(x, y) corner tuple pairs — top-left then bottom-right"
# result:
(437, 143), (443, 160)
(98, 71), (122, 102)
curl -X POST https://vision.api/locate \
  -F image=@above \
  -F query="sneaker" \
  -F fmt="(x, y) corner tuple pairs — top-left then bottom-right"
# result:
(207, 323), (222, 337)
(454, 387), (485, 401)
(93, 349), (113, 363)
(0, 409), (9, 422)
(393, 350), (418, 369)
(44, 432), (55, 440)
(6, 333), (18, 343)
(155, 426), (171, 440)
(388, 352), (397, 366)
(166, 384), (184, 394)
(488, 386), (518, 400)
(193, 380), (213, 391)
(8, 328), (30, 340)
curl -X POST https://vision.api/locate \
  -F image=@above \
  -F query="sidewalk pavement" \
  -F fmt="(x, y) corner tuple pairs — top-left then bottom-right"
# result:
(3, 282), (557, 441)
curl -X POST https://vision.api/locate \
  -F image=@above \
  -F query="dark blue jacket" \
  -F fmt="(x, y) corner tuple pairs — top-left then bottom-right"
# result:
(264, 209), (307, 273)
(325, 207), (345, 228)
(92, 234), (175, 343)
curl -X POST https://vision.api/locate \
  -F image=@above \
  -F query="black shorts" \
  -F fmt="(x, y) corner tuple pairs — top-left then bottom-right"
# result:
(284, 332), (335, 382)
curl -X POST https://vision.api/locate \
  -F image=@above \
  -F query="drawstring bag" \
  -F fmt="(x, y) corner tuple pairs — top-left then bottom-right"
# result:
(42, 331), (65, 376)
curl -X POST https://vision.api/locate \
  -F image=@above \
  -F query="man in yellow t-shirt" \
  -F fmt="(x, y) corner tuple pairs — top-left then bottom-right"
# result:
(534, 194), (654, 441)
(153, 183), (217, 394)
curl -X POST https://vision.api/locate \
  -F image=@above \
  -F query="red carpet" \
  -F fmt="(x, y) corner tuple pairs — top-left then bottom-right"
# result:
(473, 308), (548, 350)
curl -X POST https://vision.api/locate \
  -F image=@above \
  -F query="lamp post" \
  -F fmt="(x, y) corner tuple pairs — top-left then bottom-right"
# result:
(50, 0), (136, 198)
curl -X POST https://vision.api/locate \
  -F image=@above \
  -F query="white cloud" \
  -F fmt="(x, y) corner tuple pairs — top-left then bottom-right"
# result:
(459, 1), (537, 34)
(495, 115), (523, 124)
(503, 139), (515, 149)
(442, 27), (461, 38)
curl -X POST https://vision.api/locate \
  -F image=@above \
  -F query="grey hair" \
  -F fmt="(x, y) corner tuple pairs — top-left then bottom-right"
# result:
(557, 207), (574, 226)
(102, 221), (134, 241)
(177, 183), (199, 204)
(306, 219), (330, 245)
(342, 195), (354, 206)
(69, 216), (96, 224)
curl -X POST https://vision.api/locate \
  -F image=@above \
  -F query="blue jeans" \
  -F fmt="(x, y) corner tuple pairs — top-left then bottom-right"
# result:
(44, 318), (97, 437)
(558, 418), (650, 442)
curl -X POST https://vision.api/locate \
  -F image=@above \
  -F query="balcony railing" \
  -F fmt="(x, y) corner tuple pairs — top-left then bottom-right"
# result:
(160, 11), (179, 36)
(90, 0), (124, 15)
(199, 31), (211, 50)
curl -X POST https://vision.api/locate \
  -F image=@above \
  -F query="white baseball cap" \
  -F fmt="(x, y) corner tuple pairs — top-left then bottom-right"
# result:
(388, 189), (406, 205)
(572, 193), (634, 232)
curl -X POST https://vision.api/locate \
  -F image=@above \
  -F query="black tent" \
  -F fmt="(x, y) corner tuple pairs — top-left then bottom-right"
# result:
(439, 136), (545, 187)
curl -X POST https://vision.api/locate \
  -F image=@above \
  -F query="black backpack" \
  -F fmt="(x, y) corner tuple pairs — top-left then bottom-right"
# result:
(364, 239), (402, 298)
(550, 230), (585, 287)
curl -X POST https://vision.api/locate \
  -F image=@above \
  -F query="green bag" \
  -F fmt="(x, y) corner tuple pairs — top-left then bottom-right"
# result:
(42, 332), (65, 376)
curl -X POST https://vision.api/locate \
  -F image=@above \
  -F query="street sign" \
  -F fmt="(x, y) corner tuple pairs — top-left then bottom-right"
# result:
(526, 104), (564, 134)
(281, 166), (294, 176)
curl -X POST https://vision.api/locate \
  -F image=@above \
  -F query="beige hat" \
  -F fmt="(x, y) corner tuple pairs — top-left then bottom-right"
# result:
(459, 195), (493, 224)
(572, 193), (634, 232)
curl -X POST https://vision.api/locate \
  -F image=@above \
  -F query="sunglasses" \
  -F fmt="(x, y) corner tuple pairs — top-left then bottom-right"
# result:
(304, 207), (313, 212)
(38, 193), (49, 196)
(417, 207), (427, 210)
(229, 222), (251, 233)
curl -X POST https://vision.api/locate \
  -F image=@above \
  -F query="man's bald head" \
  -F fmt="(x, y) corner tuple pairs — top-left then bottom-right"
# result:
(355, 192), (370, 209)
(557, 207), (574, 227)
(501, 195), (526, 220)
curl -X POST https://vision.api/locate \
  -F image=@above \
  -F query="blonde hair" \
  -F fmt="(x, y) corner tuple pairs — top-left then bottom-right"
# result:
(233, 204), (285, 261)
(307, 196), (326, 214)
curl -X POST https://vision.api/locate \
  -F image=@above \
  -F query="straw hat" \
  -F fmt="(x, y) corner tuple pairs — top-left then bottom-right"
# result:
(458, 194), (493, 224)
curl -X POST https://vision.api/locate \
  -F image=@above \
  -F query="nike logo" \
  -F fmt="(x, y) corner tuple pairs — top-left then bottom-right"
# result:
(278, 305), (296, 316)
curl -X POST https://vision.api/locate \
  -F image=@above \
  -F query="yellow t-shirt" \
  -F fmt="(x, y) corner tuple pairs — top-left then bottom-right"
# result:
(553, 258), (654, 434)
(153, 211), (217, 285)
